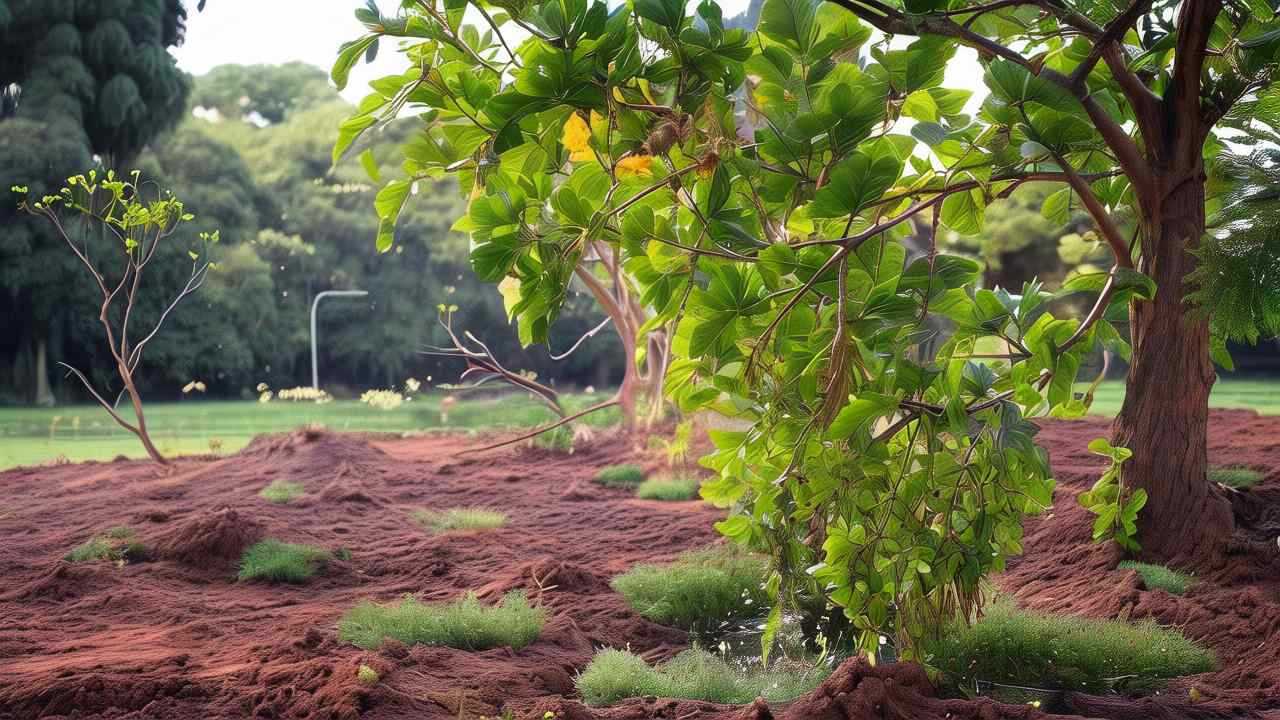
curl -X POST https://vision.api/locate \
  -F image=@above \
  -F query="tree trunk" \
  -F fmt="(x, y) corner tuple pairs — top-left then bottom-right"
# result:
(34, 337), (55, 407)
(1111, 173), (1231, 563)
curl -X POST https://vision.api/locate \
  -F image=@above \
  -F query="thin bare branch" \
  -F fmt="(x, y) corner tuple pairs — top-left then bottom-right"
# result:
(458, 397), (621, 455)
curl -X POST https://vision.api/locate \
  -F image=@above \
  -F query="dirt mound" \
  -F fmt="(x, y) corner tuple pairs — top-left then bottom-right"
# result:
(241, 427), (389, 468)
(0, 561), (106, 602)
(150, 507), (264, 568)
(2, 413), (1279, 720)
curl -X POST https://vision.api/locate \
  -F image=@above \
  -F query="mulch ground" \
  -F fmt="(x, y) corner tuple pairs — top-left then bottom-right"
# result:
(0, 411), (1277, 720)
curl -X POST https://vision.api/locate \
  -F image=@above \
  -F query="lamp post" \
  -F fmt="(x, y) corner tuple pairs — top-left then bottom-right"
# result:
(310, 290), (368, 389)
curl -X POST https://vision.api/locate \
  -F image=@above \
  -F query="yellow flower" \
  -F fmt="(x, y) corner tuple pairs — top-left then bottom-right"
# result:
(616, 154), (654, 178)
(562, 112), (593, 162)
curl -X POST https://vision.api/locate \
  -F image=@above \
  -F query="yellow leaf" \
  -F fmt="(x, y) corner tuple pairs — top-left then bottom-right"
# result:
(561, 112), (593, 162)
(617, 154), (654, 178)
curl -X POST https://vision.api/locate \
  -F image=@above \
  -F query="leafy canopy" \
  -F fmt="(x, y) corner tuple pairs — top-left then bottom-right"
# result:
(334, 0), (1277, 653)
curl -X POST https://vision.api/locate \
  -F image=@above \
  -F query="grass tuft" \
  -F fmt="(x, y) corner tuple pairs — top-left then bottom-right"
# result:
(611, 545), (769, 632)
(356, 664), (380, 686)
(1209, 466), (1263, 489)
(412, 507), (507, 534)
(338, 591), (544, 651)
(259, 479), (305, 503)
(1119, 561), (1196, 595)
(532, 424), (575, 453)
(237, 539), (329, 583)
(925, 601), (1215, 693)
(65, 527), (145, 563)
(594, 464), (646, 488)
(576, 648), (829, 706)
(636, 474), (701, 501)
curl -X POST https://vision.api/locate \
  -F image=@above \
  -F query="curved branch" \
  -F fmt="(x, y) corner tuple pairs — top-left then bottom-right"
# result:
(458, 397), (621, 455)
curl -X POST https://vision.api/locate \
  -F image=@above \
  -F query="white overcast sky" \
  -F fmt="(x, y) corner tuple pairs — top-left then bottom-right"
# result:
(175, 0), (753, 102)
(173, 0), (980, 105)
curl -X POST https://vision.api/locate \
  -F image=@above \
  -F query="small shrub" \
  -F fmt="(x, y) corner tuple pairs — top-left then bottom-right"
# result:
(356, 664), (380, 686)
(237, 539), (329, 583)
(532, 424), (575, 453)
(66, 527), (145, 563)
(636, 475), (700, 501)
(611, 546), (769, 632)
(338, 591), (544, 651)
(1119, 561), (1196, 595)
(925, 601), (1215, 693)
(576, 648), (828, 706)
(594, 464), (645, 488)
(1209, 466), (1262, 489)
(259, 479), (305, 503)
(412, 507), (507, 533)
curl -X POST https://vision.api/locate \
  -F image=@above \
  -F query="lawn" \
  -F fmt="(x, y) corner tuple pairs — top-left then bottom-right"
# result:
(0, 391), (608, 469)
(2, 380), (1276, 470)
(1079, 379), (1280, 417)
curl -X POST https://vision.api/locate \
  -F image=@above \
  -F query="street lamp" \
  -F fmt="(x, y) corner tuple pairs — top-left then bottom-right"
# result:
(310, 290), (369, 389)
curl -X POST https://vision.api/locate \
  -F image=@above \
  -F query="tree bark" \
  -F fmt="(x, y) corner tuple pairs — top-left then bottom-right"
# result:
(1111, 172), (1231, 562)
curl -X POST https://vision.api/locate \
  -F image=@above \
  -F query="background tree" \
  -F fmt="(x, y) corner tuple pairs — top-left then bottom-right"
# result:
(0, 0), (195, 405)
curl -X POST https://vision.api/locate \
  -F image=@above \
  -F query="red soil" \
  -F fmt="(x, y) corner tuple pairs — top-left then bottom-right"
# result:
(0, 411), (1277, 720)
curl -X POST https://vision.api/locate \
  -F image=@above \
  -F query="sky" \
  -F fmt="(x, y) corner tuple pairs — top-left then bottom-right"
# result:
(175, 0), (754, 102)
(174, 0), (983, 109)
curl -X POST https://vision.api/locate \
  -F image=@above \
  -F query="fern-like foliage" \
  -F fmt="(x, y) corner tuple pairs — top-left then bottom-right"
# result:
(1188, 144), (1280, 347)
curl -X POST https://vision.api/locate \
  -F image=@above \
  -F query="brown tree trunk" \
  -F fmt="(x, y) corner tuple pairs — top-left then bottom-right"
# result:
(1111, 172), (1231, 563)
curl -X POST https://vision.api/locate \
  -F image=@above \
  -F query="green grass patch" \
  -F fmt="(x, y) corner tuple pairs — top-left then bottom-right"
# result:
(258, 479), (305, 503)
(412, 507), (507, 533)
(594, 464), (646, 488)
(338, 591), (544, 651)
(1209, 466), (1263, 489)
(925, 601), (1215, 693)
(611, 545), (769, 632)
(576, 648), (829, 706)
(1119, 561), (1196, 595)
(531, 424), (575, 453)
(237, 539), (329, 583)
(65, 527), (146, 563)
(636, 474), (700, 501)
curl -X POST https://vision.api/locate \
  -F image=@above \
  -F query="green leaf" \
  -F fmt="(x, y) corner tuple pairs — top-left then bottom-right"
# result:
(332, 36), (378, 91)
(333, 113), (377, 165)
(359, 149), (381, 184)
(809, 150), (902, 218)
(940, 188), (986, 235)
(759, 0), (819, 57)
(827, 393), (899, 439)
(634, 0), (685, 30)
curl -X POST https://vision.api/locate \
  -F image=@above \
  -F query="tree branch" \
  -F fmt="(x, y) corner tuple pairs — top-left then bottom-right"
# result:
(458, 397), (621, 455)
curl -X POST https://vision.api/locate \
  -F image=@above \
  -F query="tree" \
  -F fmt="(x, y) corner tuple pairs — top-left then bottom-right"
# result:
(342, 0), (1280, 564)
(337, 0), (1279, 651)
(14, 171), (216, 464)
(0, 0), (197, 404)
(810, 0), (1276, 562)
(330, 5), (674, 427)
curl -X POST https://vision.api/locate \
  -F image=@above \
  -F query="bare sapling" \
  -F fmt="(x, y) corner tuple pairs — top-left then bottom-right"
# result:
(13, 170), (217, 464)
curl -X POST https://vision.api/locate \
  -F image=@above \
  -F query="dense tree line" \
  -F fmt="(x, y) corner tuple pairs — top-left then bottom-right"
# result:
(2, 58), (626, 404)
